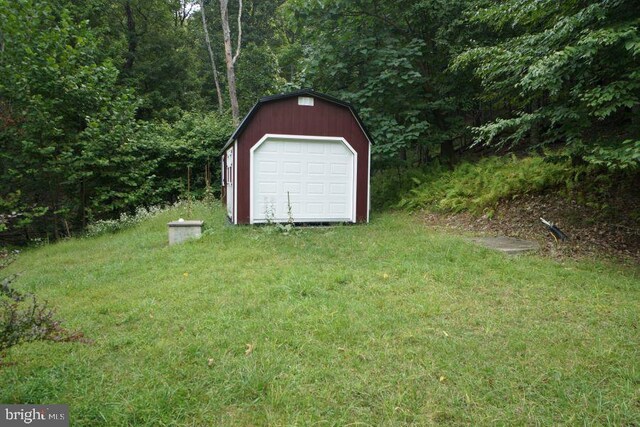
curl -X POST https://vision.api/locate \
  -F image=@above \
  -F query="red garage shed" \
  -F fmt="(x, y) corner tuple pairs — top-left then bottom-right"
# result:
(221, 89), (372, 225)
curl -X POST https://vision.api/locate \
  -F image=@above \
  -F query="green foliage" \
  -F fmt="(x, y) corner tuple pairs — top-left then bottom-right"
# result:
(136, 111), (234, 203)
(581, 139), (640, 171)
(398, 156), (579, 215)
(280, 0), (477, 162)
(0, 0), (146, 236)
(3, 0), (637, 241)
(0, 1), (234, 240)
(236, 42), (284, 113)
(454, 0), (640, 167)
(370, 167), (435, 211)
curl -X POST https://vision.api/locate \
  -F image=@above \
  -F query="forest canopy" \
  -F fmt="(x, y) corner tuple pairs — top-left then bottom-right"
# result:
(1, 0), (638, 240)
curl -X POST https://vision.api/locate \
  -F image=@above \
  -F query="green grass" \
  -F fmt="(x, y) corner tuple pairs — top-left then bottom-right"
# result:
(1, 202), (639, 425)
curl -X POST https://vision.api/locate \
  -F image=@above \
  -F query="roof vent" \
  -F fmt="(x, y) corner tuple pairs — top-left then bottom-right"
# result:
(298, 96), (314, 106)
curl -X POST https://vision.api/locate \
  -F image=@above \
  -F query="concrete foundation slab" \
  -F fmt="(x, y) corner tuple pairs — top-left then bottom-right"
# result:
(470, 236), (540, 255)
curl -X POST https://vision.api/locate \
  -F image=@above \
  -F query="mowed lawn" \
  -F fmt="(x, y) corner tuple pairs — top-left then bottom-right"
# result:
(1, 203), (639, 426)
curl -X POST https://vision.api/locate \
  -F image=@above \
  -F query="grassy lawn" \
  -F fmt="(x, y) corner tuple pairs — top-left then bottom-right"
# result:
(1, 202), (639, 425)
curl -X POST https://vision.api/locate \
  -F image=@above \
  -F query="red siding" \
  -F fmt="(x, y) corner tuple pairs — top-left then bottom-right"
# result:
(235, 96), (370, 224)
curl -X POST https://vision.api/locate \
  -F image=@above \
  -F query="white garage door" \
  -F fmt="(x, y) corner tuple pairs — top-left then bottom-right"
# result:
(251, 136), (355, 223)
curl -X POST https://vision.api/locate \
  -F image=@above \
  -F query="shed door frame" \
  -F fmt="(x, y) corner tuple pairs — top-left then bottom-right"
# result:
(249, 133), (358, 224)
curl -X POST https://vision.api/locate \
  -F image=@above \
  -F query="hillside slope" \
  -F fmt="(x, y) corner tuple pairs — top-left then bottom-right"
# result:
(394, 156), (640, 262)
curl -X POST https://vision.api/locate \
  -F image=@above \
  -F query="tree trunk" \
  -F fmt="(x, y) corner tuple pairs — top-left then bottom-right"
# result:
(530, 98), (541, 150)
(200, 0), (224, 112)
(632, 105), (639, 129)
(219, 0), (242, 125)
(440, 140), (455, 169)
(433, 109), (455, 168)
(123, 1), (137, 73)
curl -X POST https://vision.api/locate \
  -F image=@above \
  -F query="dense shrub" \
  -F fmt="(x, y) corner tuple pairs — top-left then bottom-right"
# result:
(138, 111), (234, 204)
(370, 167), (437, 211)
(1, 108), (233, 243)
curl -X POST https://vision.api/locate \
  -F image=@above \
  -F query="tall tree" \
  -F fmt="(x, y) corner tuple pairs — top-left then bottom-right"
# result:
(280, 0), (478, 166)
(0, 0), (151, 237)
(200, 0), (224, 112)
(219, 0), (242, 125)
(454, 0), (640, 169)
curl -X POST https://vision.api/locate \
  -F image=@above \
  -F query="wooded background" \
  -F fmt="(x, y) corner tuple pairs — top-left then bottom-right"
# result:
(1, 0), (638, 241)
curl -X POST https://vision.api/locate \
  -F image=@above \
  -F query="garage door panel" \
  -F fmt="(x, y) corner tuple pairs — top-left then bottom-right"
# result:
(260, 143), (278, 153)
(258, 182), (277, 194)
(306, 183), (324, 195)
(257, 161), (278, 173)
(283, 142), (302, 153)
(307, 144), (325, 154)
(330, 163), (348, 175)
(282, 182), (301, 195)
(329, 203), (347, 215)
(307, 163), (325, 175)
(283, 161), (301, 174)
(306, 203), (324, 215)
(329, 183), (347, 195)
(330, 144), (348, 154)
(253, 137), (354, 223)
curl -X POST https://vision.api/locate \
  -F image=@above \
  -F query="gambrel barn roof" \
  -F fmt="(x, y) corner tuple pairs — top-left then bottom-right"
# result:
(222, 88), (374, 152)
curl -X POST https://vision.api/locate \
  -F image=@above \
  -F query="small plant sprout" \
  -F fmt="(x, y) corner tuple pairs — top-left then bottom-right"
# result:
(287, 191), (295, 226)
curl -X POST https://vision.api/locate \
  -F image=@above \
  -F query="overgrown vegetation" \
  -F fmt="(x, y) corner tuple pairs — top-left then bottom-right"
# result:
(85, 204), (173, 237)
(395, 154), (640, 221)
(398, 156), (582, 215)
(1, 205), (638, 424)
(1, 274), (90, 363)
(370, 167), (434, 211)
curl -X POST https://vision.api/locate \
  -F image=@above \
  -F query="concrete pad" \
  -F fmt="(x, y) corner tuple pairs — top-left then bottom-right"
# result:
(470, 236), (539, 255)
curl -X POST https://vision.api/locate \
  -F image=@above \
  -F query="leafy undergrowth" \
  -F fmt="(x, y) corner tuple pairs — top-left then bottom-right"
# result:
(398, 156), (579, 216)
(0, 202), (638, 425)
(394, 154), (640, 262)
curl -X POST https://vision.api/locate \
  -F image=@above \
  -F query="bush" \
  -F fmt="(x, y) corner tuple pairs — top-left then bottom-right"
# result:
(398, 155), (580, 215)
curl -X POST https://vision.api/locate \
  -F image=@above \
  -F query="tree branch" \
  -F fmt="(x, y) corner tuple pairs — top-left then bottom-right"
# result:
(232, 0), (242, 64)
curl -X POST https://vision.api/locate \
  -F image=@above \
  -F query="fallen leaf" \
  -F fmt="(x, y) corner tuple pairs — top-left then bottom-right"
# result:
(245, 343), (254, 356)
(439, 375), (446, 383)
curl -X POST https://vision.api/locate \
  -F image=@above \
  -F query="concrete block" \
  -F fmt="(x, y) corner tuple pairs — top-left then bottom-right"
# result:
(168, 219), (204, 245)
